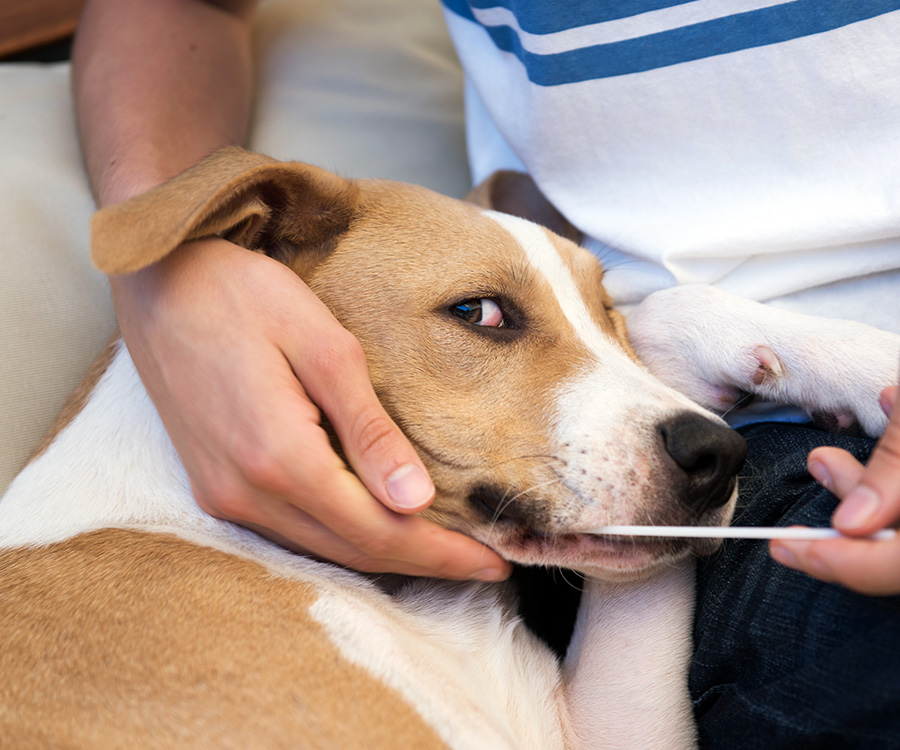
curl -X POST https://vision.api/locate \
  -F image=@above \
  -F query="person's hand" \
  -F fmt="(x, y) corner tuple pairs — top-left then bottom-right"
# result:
(770, 386), (900, 595)
(111, 236), (511, 581)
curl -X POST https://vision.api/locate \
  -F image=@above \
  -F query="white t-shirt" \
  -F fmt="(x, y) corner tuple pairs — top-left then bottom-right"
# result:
(441, 1), (900, 334)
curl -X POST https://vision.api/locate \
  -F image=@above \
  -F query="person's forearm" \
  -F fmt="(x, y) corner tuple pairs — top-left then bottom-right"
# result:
(72, 0), (257, 207)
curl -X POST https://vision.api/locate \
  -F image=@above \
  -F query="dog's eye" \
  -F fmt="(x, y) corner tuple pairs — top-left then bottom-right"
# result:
(450, 298), (506, 328)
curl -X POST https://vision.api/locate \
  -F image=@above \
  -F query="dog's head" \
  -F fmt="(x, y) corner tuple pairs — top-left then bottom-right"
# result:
(93, 148), (746, 581)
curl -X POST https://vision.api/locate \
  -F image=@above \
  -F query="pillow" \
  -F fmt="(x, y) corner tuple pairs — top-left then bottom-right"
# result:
(251, 0), (470, 192)
(0, 0), (468, 494)
(0, 63), (112, 493)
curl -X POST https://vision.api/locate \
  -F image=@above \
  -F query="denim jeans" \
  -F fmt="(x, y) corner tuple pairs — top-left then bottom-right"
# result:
(691, 422), (900, 749)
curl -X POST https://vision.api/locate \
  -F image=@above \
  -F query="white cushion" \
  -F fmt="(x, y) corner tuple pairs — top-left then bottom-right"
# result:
(0, 0), (468, 494)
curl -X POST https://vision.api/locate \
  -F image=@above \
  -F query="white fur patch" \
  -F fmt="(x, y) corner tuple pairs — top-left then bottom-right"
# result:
(0, 341), (195, 548)
(0, 343), (358, 583)
(309, 581), (566, 749)
(480, 211), (725, 535)
(484, 210), (621, 360)
(0, 343), (569, 750)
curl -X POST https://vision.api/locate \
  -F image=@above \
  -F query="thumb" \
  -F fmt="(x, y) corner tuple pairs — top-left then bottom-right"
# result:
(291, 326), (435, 514)
(333, 395), (436, 514)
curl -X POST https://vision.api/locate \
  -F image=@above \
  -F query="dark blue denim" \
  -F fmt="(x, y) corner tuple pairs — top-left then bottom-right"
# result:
(691, 422), (900, 749)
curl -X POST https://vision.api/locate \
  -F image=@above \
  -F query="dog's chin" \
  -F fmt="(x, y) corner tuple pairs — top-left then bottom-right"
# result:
(477, 529), (695, 581)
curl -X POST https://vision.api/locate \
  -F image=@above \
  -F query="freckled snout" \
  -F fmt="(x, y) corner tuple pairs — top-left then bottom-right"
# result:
(658, 413), (747, 516)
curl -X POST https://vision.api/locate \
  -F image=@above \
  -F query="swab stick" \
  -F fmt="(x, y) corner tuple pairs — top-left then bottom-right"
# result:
(588, 525), (897, 541)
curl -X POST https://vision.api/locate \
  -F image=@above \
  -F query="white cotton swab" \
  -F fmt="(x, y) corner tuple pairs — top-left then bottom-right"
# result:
(588, 525), (898, 541)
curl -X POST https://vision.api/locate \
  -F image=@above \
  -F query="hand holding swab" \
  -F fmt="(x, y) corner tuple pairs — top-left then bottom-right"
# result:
(771, 385), (900, 596)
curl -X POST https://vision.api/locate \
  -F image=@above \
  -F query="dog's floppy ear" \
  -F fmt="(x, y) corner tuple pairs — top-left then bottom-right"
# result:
(91, 146), (359, 275)
(465, 170), (583, 245)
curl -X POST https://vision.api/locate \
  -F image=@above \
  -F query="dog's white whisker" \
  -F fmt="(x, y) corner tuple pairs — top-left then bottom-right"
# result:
(481, 486), (517, 542)
(557, 567), (586, 593)
(491, 476), (563, 524)
(513, 477), (563, 501)
(586, 525), (898, 541)
(480, 475), (565, 546)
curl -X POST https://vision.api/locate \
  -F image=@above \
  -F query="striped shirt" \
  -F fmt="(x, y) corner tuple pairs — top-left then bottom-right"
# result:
(442, 1), (900, 332)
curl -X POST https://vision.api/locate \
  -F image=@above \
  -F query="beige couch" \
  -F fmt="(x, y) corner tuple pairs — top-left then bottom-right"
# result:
(0, 0), (471, 494)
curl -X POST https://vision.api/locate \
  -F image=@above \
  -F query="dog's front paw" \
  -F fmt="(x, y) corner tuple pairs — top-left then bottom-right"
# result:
(713, 343), (784, 408)
(740, 340), (888, 437)
(628, 285), (900, 437)
(627, 286), (785, 413)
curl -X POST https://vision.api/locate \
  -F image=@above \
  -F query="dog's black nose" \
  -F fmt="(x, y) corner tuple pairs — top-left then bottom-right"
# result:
(658, 412), (747, 515)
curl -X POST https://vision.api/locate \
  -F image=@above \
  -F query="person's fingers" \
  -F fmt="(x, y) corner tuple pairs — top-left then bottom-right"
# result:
(285, 318), (435, 515)
(186, 347), (509, 581)
(770, 535), (900, 596)
(200, 410), (509, 580)
(804, 387), (900, 537)
(217, 249), (435, 516)
(833, 390), (900, 535)
(239, 492), (510, 580)
(806, 447), (865, 499)
(771, 386), (900, 594)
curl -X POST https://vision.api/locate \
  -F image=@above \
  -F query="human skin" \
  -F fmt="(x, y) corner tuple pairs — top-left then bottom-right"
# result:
(771, 386), (900, 595)
(71, 0), (509, 581)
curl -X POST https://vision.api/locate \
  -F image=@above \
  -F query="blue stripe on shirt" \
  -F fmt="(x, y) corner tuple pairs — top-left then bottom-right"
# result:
(463, 0), (699, 34)
(442, 0), (900, 84)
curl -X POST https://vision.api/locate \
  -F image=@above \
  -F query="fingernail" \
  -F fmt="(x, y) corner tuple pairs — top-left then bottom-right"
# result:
(474, 567), (508, 582)
(385, 464), (434, 510)
(833, 486), (881, 529)
(770, 542), (798, 569)
(807, 459), (832, 491)
(880, 391), (895, 418)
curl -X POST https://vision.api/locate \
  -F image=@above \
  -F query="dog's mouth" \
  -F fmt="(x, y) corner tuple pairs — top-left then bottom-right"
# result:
(462, 484), (721, 576)
(500, 529), (691, 576)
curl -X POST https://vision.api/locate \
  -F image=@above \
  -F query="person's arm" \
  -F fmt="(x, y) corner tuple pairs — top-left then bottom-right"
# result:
(73, 0), (256, 206)
(71, 0), (510, 581)
(771, 386), (900, 595)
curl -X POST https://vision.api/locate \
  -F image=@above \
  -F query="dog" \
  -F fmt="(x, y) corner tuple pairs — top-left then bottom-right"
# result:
(1, 147), (897, 749)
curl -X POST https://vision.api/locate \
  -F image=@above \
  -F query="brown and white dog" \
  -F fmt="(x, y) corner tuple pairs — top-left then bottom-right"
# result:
(1, 148), (897, 749)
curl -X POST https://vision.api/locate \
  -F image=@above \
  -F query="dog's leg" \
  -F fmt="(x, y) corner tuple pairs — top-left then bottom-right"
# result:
(627, 285), (900, 437)
(562, 561), (697, 750)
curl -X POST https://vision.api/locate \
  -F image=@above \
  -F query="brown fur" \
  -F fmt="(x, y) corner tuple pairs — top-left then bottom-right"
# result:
(5, 149), (716, 742)
(91, 147), (359, 275)
(0, 529), (446, 749)
(302, 181), (615, 536)
(90, 150), (637, 557)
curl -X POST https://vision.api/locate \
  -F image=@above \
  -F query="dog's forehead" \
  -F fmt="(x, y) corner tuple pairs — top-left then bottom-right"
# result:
(348, 179), (625, 350)
(480, 209), (623, 351)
